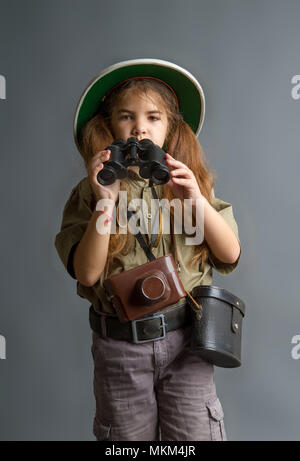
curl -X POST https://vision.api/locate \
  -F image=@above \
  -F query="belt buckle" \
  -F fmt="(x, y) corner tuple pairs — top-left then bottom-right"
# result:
(131, 313), (167, 344)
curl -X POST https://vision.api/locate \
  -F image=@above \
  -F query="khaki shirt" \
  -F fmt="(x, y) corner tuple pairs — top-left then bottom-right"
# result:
(55, 169), (241, 314)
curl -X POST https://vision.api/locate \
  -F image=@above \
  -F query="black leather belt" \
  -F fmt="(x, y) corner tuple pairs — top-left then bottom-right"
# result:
(89, 302), (189, 344)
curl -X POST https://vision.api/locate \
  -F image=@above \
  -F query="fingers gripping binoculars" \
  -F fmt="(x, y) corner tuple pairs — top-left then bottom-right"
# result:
(97, 137), (170, 186)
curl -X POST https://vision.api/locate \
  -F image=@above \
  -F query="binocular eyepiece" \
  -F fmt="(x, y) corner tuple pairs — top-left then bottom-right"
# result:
(97, 137), (170, 186)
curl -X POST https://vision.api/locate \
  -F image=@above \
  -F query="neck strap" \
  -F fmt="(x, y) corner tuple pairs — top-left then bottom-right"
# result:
(127, 185), (180, 271)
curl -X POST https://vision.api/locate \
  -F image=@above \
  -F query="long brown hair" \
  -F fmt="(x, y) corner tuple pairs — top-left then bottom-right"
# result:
(78, 78), (217, 274)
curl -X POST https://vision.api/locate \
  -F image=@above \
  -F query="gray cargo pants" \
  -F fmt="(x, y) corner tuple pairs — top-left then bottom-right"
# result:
(91, 325), (227, 441)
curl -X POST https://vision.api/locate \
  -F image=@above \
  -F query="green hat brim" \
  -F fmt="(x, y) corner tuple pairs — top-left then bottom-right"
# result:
(74, 58), (205, 149)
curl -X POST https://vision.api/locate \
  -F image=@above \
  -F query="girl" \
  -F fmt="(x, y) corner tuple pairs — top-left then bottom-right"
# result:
(55, 59), (241, 441)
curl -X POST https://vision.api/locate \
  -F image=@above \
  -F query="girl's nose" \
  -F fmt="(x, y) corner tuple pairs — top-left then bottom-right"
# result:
(132, 119), (146, 136)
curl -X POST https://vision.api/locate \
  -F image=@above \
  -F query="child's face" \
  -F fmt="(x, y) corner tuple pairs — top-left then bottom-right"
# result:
(110, 89), (169, 148)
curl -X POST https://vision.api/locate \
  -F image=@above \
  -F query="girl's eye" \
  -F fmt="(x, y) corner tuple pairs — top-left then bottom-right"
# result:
(119, 115), (160, 121)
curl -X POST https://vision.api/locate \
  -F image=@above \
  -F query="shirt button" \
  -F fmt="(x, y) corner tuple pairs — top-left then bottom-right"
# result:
(147, 213), (152, 220)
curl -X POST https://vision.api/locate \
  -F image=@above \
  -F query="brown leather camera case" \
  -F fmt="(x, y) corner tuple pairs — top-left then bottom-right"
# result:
(104, 253), (186, 322)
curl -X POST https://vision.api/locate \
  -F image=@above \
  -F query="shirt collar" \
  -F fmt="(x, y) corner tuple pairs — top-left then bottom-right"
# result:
(127, 168), (150, 186)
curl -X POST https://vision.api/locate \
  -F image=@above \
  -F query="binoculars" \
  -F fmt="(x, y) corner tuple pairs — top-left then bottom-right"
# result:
(97, 137), (170, 186)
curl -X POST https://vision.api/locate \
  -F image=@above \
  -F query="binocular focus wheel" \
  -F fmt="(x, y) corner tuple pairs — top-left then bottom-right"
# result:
(141, 275), (166, 301)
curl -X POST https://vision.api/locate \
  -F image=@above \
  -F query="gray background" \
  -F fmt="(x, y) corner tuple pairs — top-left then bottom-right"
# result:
(0, 0), (299, 441)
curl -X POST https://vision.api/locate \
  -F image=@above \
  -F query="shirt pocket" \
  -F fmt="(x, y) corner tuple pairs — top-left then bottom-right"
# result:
(206, 397), (227, 441)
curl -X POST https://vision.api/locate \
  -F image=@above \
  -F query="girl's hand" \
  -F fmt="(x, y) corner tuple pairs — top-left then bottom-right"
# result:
(87, 150), (120, 204)
(165, 153), (202, 202)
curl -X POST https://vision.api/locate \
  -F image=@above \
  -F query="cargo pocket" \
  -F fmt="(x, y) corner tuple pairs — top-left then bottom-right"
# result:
(93, 417), (112, 441)
(206, 398), (227, 441)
